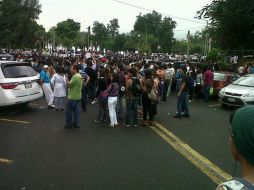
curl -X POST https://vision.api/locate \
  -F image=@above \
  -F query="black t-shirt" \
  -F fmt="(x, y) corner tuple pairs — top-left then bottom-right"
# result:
(182, 76), (190, 92)
(86, 67), (97, 83)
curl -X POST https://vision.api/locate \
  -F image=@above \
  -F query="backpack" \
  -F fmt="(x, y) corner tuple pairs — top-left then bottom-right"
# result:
(251, 67), (254, 74)
(131, 78), (142, 97)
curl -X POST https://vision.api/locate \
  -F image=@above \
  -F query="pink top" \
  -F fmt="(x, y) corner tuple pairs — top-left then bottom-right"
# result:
(204, 70), (214, 86)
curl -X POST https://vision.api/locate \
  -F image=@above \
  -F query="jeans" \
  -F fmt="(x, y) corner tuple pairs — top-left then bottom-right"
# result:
(54, 97), (66, 110)
(126, 99), (139, 125)
(88, 82), (96, 102)
(177, 92), (189, 117)
(81, 85), (88, 111)
(66, 100), (80, 127)
(108, 97), (118, 125)
(204, 85), (211, 102)
(117, 95), (125, 122)
(96, 98), (108, 121)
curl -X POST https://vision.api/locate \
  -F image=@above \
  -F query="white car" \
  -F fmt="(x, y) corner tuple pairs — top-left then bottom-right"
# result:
(0, 61), (43, 107)
(219, 74), (254, 107)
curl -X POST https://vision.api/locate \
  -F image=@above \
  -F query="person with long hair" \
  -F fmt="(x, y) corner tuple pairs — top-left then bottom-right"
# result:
(51, 66), (67, 111)
(142, 69), (157, 126)
(106, 73), (119, 127)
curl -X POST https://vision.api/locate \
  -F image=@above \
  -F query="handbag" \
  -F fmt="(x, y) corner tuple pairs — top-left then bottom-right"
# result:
(148, 88), (159, 104)
(98, 90), (109, 101)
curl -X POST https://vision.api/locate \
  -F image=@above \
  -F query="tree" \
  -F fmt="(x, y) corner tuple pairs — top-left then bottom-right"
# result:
(198, 0), (254, 51)
(158, 17), (176, 53)
(134, 11), (176, 53)
(0, 0), (44, 48)
(92, 21), (108, 48)
(55, 19), (81, 48)
(107, 18), (120, 38)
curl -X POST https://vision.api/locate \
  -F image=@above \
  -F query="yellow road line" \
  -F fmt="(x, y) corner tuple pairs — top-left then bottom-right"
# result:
(0, 118), (31, 124)
(0, 157), (13, 164)
(150, 122), (232, 185)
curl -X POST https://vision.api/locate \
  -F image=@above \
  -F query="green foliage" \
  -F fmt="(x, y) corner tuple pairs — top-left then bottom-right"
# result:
(55, 19), (81, 48)
(107, 18), (120, 38)
(134, 11), (176, 53)
(0, 0), (45, 48)
(198, 0), (254, 50)
(207, 48), (222, 61)
(92, 21), (108, 48)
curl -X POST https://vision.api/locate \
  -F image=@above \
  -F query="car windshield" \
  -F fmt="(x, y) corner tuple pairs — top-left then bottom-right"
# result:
(233, 76), (254, 87)
(214, 73), (226, 81)
(1, 63), (37, 78)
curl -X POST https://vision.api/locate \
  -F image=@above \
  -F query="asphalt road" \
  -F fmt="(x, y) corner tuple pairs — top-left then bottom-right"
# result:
(0, 96), (240, 190)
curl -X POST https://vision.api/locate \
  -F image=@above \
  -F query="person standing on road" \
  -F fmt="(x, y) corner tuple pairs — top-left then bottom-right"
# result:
(51, 66), (67, 111)
(40, 65), (55, 109)
(165, 64), (175, 97)
(65, 64), (83, 128)
(142, 69), (158, 126)
(125, 68), (142, 127)
(116, 63), (126, 124)
(107, 73), (119, 127)
(173, 68), (190, 119)
(217, 106), (254, 190)
(203, 66), (214, 102)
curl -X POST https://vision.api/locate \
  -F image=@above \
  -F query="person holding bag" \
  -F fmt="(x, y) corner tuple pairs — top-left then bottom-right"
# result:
(106, 73), (119, 127)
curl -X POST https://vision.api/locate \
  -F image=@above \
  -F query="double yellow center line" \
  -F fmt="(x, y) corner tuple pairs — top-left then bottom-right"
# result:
(0, 157), (13, 164)
(150, 122), (232, 185)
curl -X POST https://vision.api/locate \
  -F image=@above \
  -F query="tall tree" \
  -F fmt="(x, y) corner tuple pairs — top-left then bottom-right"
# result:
(198, 0), (254, 51)
(0, 0), (44, 48)
(133, 11), (176, 53)
(107, 18), (120, 38)
(92, 21), (108, 48)
(55, 19), (81, 48)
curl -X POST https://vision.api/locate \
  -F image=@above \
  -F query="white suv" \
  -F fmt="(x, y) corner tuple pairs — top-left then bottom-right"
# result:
(0, 61), (43, 107)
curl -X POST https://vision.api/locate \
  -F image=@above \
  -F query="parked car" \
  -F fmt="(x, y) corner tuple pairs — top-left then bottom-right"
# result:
(213, 72), (240, 96)
(0, 61), (43, 107)
(0, 54), (14, 61)
(219, 74), (254, 107)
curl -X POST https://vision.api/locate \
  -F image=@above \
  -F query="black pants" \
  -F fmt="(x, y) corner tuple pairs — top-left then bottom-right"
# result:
(142, 93), (156, 121)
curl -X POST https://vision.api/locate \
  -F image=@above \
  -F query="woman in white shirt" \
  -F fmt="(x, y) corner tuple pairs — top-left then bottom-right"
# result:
(51, 66), (67, 111)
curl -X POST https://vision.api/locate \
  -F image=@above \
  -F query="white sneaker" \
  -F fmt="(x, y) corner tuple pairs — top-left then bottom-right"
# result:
(91, 100), (96, 105)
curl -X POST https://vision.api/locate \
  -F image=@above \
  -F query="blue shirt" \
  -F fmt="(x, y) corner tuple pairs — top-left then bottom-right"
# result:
(40, 70), (50, 83)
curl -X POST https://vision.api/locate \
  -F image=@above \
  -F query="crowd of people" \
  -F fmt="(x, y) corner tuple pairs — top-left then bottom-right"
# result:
(1, 49), (254, 189)
(32, 51), (220, 128)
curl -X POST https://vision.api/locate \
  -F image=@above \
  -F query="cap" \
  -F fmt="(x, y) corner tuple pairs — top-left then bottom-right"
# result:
(44, 65), (49, 69)
(231, 106), (254, 166)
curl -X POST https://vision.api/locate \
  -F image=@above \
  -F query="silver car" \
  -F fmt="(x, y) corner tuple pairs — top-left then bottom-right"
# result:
(219, 74), (254, 107)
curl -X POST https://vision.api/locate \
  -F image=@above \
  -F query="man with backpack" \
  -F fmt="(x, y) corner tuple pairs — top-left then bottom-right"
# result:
(116, 63), (126, 123)
(125, 68), (142, 127)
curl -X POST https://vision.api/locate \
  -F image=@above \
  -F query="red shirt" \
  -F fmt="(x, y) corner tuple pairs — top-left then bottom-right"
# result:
(204, 70), (214, 86)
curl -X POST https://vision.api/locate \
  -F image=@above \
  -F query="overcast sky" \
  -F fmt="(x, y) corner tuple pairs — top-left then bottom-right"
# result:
(37, 0), (211, 39)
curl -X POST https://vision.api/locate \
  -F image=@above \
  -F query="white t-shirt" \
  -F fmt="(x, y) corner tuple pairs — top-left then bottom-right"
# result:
(166, 68), (175, 80)
(238, 66), (244, 74)
(51, 74), (67, 97)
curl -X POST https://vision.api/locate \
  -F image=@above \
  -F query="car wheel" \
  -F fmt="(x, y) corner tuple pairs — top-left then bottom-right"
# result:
(221, 103), (227, 108)
(20, 102), (29, 108)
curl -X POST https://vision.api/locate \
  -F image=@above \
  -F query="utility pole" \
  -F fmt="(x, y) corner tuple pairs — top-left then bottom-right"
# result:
(208, 37), (212, 53)
(145, 29), (148, 54)
(87, 26), (91, 50)
(187, 30), (190, 60)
